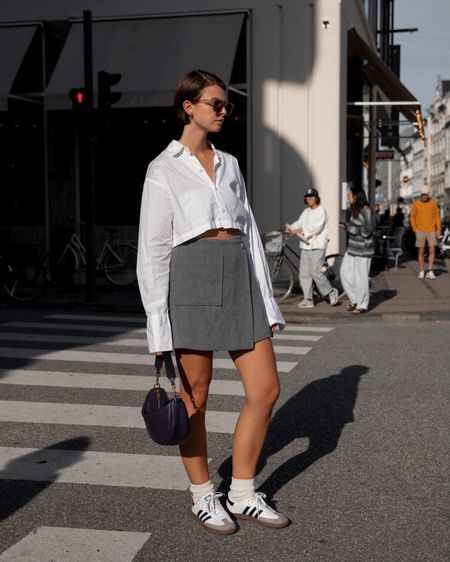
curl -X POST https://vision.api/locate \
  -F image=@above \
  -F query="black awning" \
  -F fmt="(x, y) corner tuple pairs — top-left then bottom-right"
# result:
(45, 14), (245, 110)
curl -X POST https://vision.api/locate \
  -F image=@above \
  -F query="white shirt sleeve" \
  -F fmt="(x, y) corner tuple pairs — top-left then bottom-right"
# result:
(289, 213), (303, 231)
(136, 172), (174, 353)
(236, 165), (285, 331)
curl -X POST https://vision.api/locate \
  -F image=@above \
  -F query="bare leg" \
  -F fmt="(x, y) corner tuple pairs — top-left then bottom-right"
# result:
(175, 349), (213, 485)
(229, 338), (280, 479)
(428, 244), (435, 271)
(418, 247), (425, 271)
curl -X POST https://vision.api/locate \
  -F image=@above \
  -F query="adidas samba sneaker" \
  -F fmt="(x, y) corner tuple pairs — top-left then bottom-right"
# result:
(192, 492), (236, 535)
(226, 492), (290, 529)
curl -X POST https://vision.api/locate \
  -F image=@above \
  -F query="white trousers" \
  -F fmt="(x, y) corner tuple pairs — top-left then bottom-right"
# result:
(340, 252), (371, 310)
(299, 248), (333, 301)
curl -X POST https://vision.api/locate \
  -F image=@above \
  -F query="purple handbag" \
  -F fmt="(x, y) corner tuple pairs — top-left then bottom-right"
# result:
(141, 352), (189, 446)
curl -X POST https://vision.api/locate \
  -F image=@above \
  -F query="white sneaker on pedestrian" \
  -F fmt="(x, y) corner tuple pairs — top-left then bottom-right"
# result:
(328, 288), (339, 306)
(426, 270), (436, 280)
(191, 492), (236, 535)
(226, 492), (290, 528)
(418, 270), (425, 279)
(297, 299), (314, 309)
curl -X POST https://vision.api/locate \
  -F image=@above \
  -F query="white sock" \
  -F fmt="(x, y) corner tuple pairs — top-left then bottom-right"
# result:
(190, 480), (214, 504)
(228, 477), (255, 503)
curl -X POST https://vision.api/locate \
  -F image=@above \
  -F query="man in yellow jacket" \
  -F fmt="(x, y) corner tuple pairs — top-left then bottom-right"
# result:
(410, 191), (441, 279)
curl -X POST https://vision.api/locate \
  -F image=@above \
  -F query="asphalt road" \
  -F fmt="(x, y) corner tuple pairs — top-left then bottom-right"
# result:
(0, 308), (448, 562)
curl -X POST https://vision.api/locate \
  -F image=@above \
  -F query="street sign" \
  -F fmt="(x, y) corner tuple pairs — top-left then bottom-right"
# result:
(376, 150), (394, 160)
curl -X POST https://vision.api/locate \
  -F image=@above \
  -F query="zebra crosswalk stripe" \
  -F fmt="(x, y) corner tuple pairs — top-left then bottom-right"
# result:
(2, 321), (146, 334)
(46, 313), (145, 323)
(0, 369), (246, 395)
(0, 346), (298, 372)
(0, 332), (144, 347)
(0, 400), (239, 433)
(273, 333), (322, 341)
(0, 446), (192, 489)
(5, 333), (321, 350)
(0, 527), (151, 562)
(282, 325), (334, 332)
(0, 339), (311, 355)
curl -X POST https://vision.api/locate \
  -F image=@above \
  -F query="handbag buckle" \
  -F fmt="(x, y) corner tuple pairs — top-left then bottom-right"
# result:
(170, 382), (178, 400)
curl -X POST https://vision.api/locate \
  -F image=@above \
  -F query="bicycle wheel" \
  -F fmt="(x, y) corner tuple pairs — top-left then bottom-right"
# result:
(267, 254), (296, 302)
(104, 243), (137, 286)
(2, 254), (46, 302)
(323, 253), (344, 297)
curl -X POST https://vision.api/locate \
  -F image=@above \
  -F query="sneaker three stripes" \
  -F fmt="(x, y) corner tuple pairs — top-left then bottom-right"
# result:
(195, 509), (213, 523)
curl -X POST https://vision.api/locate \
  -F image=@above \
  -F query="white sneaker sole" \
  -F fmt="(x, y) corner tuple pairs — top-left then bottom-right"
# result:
(231, 511), (290, 528)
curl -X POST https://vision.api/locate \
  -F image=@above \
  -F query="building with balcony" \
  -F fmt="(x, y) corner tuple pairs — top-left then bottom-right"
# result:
(399, 78), (450, 218)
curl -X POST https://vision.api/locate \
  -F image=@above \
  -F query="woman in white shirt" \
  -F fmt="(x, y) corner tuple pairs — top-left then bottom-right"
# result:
(287, 188), (339, 308)
(137, 70), (289, 534)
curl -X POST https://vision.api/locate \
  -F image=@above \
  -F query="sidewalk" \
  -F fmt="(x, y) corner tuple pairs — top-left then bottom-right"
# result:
(3, 256), (449, 322)
(281, 255), (450, 323)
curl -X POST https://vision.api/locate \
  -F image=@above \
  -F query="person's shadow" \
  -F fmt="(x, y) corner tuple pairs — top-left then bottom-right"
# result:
(0, 437), (90, 522)
(217, 365), (368, 498)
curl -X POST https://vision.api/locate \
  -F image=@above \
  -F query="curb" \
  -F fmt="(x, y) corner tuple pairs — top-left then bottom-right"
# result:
(282, 309), (450, 323)
(5, 297), (450, 324)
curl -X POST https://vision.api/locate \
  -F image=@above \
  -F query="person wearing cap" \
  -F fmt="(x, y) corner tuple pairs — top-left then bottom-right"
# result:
(410, 191), (441, 279)
(286, 188), (339, 308)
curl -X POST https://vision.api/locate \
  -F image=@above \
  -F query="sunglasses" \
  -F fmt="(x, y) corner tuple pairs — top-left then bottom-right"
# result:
(196, 98), (234, 116)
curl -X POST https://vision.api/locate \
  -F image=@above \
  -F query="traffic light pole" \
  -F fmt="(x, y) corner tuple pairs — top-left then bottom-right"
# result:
(83, 10), (97, 302)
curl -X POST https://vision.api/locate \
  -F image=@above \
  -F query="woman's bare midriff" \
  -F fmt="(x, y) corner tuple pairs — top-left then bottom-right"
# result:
(197, 228), (241, 240)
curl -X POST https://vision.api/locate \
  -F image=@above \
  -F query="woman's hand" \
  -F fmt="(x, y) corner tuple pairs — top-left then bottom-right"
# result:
(270, 324), (278, 336)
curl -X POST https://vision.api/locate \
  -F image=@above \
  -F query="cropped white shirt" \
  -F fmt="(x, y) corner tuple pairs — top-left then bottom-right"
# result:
(137, 140), (285, 353)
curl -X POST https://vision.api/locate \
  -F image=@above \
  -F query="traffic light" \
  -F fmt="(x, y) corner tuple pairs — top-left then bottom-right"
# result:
(69, 87), (86, 111)
(98, 71), (121, 112)
(97, 71), (121, 132)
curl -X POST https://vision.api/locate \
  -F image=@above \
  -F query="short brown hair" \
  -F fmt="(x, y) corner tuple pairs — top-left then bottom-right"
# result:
(174, 69), (226, 124)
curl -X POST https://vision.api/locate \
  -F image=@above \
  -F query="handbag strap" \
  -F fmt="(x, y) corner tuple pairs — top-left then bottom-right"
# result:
(155, 352), (176, 385)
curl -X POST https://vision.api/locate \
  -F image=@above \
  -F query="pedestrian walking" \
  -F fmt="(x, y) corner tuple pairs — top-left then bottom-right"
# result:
(392, 206), (406, 249)
(137, 69), (290, 535)
(340, 187), (375, 314)
(410, 191), (441, 279)
(286, 188), (339, 308)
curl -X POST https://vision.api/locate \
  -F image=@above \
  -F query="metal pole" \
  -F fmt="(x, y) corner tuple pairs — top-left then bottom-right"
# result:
(83, 10), (97, 302)
(41, 25), (50, 255)
(368, 92), (377, 209)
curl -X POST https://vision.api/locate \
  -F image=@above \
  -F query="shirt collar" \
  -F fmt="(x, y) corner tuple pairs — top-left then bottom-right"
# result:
(167, 139), (222, 165)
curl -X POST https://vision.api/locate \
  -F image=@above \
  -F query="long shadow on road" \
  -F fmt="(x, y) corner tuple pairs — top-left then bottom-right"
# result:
(0, 436), (90, 522)
(218, 364), (368, 498)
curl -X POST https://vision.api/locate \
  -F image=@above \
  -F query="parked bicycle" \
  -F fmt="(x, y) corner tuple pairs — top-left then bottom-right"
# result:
(49, 228), (137, 286)
(262, 230), (344, 303)
(0, 241), (46, 302)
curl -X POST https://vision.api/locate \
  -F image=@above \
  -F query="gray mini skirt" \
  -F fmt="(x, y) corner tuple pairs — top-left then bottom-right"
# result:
(169, 236), (270, 351)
